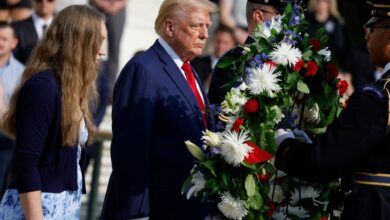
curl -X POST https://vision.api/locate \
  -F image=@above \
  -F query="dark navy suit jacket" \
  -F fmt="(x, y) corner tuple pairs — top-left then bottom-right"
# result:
(101, 40), (214, 220)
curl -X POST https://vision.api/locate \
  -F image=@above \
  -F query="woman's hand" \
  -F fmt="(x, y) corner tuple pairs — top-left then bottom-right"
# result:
(6, 0), (21, 6)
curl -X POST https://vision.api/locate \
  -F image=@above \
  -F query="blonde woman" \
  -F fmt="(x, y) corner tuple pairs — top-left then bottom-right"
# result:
(0, 5), (106, 220)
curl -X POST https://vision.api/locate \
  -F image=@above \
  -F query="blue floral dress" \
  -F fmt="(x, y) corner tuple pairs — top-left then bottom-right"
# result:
(0, 120), (88, 220)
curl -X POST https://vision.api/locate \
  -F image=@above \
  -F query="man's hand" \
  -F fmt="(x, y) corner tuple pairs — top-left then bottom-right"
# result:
(275, 129), (294, 148)
(6, 0), (21, 5)
(292, 129), (313, 144)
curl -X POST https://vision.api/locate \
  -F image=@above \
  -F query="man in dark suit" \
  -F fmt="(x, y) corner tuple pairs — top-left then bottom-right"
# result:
(274, 1), (390, 219)
(191, 25), (236, 92)
(12, 0), (56, 64)
(208, 0), (288, 105)
(100, 0), (217, 219)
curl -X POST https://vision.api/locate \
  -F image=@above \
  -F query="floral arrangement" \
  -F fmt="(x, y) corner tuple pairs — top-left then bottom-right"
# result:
(182, 3), (348, 220)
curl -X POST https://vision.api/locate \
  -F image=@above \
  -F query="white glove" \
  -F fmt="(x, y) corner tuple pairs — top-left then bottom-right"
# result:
(275, 129), (295, 148)
(292, 128), (313, 144)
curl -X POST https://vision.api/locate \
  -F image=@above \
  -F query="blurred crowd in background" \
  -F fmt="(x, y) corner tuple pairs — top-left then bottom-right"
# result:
(0, 0), (378, 198)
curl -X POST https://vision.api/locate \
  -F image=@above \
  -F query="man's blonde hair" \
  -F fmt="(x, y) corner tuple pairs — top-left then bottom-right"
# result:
(154, 0), (218, 36)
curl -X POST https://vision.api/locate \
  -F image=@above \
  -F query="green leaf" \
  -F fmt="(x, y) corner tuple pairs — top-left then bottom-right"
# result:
(185, 141), (205, 161)
(265, 130), (276, 154)
(220, 172), (230, 189)
(216, 56), (236, 68)
(181, 175), (192, 194)
(245, 174), (257, 197)
(247, 193), (263, 210)
(302, 50), (313, 61)
(202, 160), (217, 177)
(297, 80), (310, 94)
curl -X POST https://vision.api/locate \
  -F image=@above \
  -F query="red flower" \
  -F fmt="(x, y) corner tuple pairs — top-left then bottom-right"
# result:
(265, 201), (277, 217)
(265, 60), (277, 68)
(244, 99), (259, 114)
(343, 98), (349, 108)
(305, 60), (319, 77)
(256, 173), (272, 182)
(231, 117), (244, 132)
(326, 63), (339, 79)
(320, 216), (328, 220)
(310, 38), (321, 51)
(244, 141), (273, 164)
(337, 79), (349, 96)
(292, 60), (304, 72)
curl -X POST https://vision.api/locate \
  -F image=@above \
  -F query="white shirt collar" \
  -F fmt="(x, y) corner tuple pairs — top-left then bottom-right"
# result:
(158, 37), (184, 71)
(32, 12), (54, 39)
(383, 62), (390, 76)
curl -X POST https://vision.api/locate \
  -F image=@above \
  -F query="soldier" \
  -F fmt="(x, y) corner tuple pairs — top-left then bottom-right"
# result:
(208, 0), (288, 105)
(274, 1), (390, 219)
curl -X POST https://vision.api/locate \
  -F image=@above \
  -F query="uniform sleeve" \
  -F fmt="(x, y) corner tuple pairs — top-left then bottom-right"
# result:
(14, 76), (57, 193)
(275, 89), (387, 182)
(110, 62), (156, 218)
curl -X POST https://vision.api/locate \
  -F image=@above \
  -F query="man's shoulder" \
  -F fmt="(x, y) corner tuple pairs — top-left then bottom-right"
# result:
(12, 16), (33, 29)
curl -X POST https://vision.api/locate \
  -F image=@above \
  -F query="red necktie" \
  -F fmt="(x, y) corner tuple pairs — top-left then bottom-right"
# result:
(181, 61), (207, 127)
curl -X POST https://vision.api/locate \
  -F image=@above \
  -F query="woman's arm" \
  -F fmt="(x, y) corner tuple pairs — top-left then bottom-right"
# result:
(19, 191), (43, 220)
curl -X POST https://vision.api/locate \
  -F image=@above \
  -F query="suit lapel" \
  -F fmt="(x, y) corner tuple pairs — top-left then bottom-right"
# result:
(27, 17), (39, 44)
(152, 40), (206, 130)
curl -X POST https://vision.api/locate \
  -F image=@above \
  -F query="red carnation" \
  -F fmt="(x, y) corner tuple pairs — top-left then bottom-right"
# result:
(320, 216), (328, 220)
(310, 38), (321, 51)
(337, 79), (349, 96)
(305, 60), (319, 77)
(256, 173), (272, 182)
(265, 201), (277, 217)
(244, 99), (259, 114)
(231, 117), (244, 132)
(244, 141), (273, 164)
(326, 63), (339, 79)
(265, 60), (277, 68)
(292, 60), (304, 72)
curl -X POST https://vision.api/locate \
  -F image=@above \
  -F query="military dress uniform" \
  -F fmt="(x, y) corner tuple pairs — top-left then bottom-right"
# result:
(275, 2), (390, 219)
(207, 0), (288, 105)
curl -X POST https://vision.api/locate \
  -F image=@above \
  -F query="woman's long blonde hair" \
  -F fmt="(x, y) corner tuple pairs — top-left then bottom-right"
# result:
(3, 5), (104, 146)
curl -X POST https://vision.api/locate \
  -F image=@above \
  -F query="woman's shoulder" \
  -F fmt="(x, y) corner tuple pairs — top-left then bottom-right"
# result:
(24, 70), (59, 91)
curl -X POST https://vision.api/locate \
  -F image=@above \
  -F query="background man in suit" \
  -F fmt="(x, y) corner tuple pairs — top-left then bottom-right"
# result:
(100, 0), (217, 219)
(191, 25), (236, 92)
(208, 0), (287, 105)
(12, 0), (56, 64)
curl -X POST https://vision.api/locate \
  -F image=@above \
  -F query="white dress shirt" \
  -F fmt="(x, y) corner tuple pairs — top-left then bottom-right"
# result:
(32, 12), (54, 39)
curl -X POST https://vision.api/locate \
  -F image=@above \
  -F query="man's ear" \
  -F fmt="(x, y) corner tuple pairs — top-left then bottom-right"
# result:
(10, 37), (18, 50)
(163, 19), (175, 38)
(252, 9), (264, 24)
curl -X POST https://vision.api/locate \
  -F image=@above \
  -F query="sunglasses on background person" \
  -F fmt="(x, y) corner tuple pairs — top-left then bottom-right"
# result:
(35, 0), (55, 3)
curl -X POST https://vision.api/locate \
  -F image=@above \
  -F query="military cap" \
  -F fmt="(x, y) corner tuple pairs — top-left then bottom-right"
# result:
(365, 0), (390, 27)
(247, 0), (294, 13)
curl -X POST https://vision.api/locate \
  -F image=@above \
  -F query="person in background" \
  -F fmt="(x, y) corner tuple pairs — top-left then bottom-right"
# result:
(0, 5), (106, 219)
(208, 0), (287, 105)
(0, 0), (32, 22)
(12, 0), (56, 64)
(90, 0), (128, 97)
(274, 1), (390, 219)
(219, 0), (248, 44)
(100, 0), (217, 219)
(306, 0), (345, 63)
(0, 22), (24, 197)
(191, 25), (236, 92)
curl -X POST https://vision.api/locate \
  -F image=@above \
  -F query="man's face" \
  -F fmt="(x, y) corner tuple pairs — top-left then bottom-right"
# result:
(33, 0), (57, 18)
(171, 9), (211, 61)
(213, 31), (235, 58)
(365, 24), (390, 67)
(0, 27), (18, 58)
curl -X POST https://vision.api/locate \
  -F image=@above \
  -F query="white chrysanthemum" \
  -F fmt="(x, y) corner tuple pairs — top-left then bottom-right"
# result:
(268, 184), (284, 203)
(201, 129), (222, 147)
(287, 206), (310, 218)
(220, 131), (251, 166)
(269, 43), (302, 66)
(186, 172), (206, 199)
(218, 192), (248, 220)
(289, 186), (321, 205)
(303, 103), (320, 124)
(318, 47), (331, 61)
(254, 15), (283, 39)
(247, 63), (281, 96)
(270, 105), (285, 124)
(272, 210), (290, 220)
(222, 87), (248, 114)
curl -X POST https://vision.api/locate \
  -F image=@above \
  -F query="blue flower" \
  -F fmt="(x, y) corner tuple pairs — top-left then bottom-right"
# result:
(289, 4), (301, 26)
